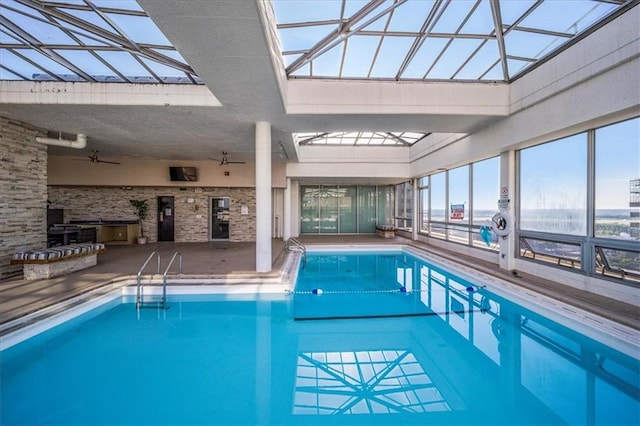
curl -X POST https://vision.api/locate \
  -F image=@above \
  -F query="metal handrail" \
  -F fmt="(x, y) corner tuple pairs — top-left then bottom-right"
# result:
(285, 238), (306, 268)
(136, 251), (160, 309)
(161, 251), (183, 309)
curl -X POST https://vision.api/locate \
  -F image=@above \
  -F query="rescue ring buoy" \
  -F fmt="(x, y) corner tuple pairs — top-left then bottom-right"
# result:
(491, 211), (512, 237)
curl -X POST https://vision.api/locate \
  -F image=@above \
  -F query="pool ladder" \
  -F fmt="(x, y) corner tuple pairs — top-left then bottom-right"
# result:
(136, 251), (182, 310)
(285, 237), (306, 268)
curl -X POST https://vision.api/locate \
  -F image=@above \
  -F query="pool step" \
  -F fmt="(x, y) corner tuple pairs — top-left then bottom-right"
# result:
(136, 296), (168, 310)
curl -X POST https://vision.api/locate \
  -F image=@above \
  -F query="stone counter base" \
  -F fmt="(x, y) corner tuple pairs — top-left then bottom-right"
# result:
(11, 244), (106, 280)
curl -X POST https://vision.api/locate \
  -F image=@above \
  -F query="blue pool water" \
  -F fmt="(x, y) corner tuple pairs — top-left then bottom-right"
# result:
(1, 250), (639, 425)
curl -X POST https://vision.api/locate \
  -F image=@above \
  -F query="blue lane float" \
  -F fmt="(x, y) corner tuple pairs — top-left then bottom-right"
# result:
(311, 288), (323, 295)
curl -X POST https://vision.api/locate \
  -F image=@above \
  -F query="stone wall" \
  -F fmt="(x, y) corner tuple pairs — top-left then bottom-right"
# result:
(0, 117), (47, 279)
(48, 186), (257, 242)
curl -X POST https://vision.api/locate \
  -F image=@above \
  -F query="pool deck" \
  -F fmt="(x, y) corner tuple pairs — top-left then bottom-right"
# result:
(1, 236), (638, 332)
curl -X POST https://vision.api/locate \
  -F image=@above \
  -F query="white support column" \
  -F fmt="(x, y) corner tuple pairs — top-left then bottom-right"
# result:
(283, 177), (291, 241)
(498, 150), (516, 271)
(255, 121), (272, 272)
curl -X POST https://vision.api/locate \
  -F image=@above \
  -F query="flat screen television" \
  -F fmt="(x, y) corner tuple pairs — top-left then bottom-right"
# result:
(169, 166), (198, 181)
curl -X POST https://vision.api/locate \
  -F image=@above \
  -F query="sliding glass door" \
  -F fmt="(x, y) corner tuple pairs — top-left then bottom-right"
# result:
(300, 185), (394, 234)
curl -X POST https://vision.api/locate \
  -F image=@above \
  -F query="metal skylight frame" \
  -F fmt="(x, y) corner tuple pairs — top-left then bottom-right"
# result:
(296, 131), (429, 146)
(272, 0), (632, 82)
(0, 0), (201, 84)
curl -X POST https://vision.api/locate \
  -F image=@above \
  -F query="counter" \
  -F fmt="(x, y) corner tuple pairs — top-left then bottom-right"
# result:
(69, 220), (139, 244)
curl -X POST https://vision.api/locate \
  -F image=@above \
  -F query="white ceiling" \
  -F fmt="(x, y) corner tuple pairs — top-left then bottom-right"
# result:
(0, 0), (506, 163)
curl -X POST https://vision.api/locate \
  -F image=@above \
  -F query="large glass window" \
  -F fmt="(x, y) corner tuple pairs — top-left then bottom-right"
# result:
(448, 166), (470, 244)
(338, 187), (357, 233)
(300, 185), (394, 234)
(594, 117), (640, 240)
(429, 172), (446, 239)
(300, 186), (319, 233)
(418, 177), (429, 233)
(396, 182), (413, 231)
(377, 186), (395, 227)
(430, 173), (446, 222)
(472, 157), (500, 226)
(520, 134), (588, 235)
(358, 186), (377, 232)
(319, 186), (338, 233)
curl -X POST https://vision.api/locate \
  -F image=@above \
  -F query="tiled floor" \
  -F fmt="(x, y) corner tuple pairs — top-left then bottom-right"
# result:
(1, 236), (638, 332)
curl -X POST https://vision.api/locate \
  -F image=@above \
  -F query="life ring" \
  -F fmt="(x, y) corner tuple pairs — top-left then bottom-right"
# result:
(491, 211), (512, 237)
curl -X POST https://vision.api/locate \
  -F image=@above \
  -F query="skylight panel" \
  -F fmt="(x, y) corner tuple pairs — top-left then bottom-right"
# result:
(273, 0), (630, 82)
(482, 61), (504, 81)
(310, 42), (343, 77)
(271, 0), (341, 24)
(278, 24), (338, 53)
(368, 36), (413, 78)
(91, 0), (144, 12)
(499, 0), (537, 27)
(0, 30), (21, 44)
(0, 65), (25, 80)
(0, 0), (200, 84)
(504, 29), (564, 61)
(18, 48), (80, 79)
(60, 8), (115, 32)
(518, 0), (617, 34)
(459, 0), (494, 35)
(139, 57), (188, 81)
(296, 131), (428, 146)
(506, 58), (531, 78)
(0, 48), (56, 80)
(96, 50), (153, 80)
(1, 7), (77, 45)
(54, 49), (120, 79)
(426, 38), (483, 80)
(341, 35), (378, 78)
(386, 0), (435, 32)
(453, 40), (499, 80)
(430, 0), (475, 34)
(400, 37), (449, 79)
(106, 13), (171, 45)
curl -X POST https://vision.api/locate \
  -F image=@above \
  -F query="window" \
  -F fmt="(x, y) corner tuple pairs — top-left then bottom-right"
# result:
(419, 158), (499, 250)
(448, 166), (469, 244)
(519, 134), (587, 235)
(418, 177), (429, 233)
(300, 185), (394, 234)
(472, 157), (500, 248)
(429, 173), (446, 238)
(594, 117), (640, 240)
(395, 182), (413, 231)
(472, 157), (500, 226)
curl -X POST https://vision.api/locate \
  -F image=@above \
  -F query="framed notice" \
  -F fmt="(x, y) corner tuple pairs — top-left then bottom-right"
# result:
(450, 204), (464, 220)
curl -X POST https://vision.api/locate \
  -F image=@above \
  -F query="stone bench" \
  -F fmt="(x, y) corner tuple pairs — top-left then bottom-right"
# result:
(11, 243), (106, 280)
(376, 225), (397, 239)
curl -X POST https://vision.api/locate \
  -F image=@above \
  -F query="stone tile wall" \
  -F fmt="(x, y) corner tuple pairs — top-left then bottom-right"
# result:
(48, 186), (257, 242)
(0, 117), (47, 279)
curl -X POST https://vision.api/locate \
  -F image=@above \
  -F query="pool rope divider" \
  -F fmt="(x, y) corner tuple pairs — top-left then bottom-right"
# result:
(286, 284), (486, 296)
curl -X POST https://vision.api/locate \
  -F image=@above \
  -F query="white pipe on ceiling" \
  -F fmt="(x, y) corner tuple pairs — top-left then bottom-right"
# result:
(35, 133), (87, 149)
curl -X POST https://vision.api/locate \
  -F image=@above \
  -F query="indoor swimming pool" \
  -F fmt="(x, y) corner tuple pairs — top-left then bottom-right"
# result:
(1, 248), (638, 425)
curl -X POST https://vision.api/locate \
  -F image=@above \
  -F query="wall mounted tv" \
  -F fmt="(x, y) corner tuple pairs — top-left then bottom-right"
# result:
(169, 166), (198, 181)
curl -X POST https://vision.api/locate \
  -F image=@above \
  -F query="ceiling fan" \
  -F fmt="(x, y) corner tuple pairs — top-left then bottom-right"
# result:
(74, 150), (121, 165)
(209, 152), (245, 165)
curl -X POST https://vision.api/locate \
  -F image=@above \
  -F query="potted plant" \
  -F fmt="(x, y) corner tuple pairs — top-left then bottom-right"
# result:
(129, 199), (149, 244)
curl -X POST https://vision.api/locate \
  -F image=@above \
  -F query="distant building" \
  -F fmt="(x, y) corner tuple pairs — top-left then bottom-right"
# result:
(631, 179), (640, 239)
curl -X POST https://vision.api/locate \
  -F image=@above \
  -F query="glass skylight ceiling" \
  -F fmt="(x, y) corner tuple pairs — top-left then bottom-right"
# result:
(296, 131), (429, 146)
(272, 0), (628, 82)
(0, 0), (200, 84)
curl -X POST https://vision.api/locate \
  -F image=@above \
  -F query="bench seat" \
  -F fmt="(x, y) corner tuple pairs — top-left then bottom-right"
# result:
(376, 225), (397, 239)
(11, 243), (106, 279)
